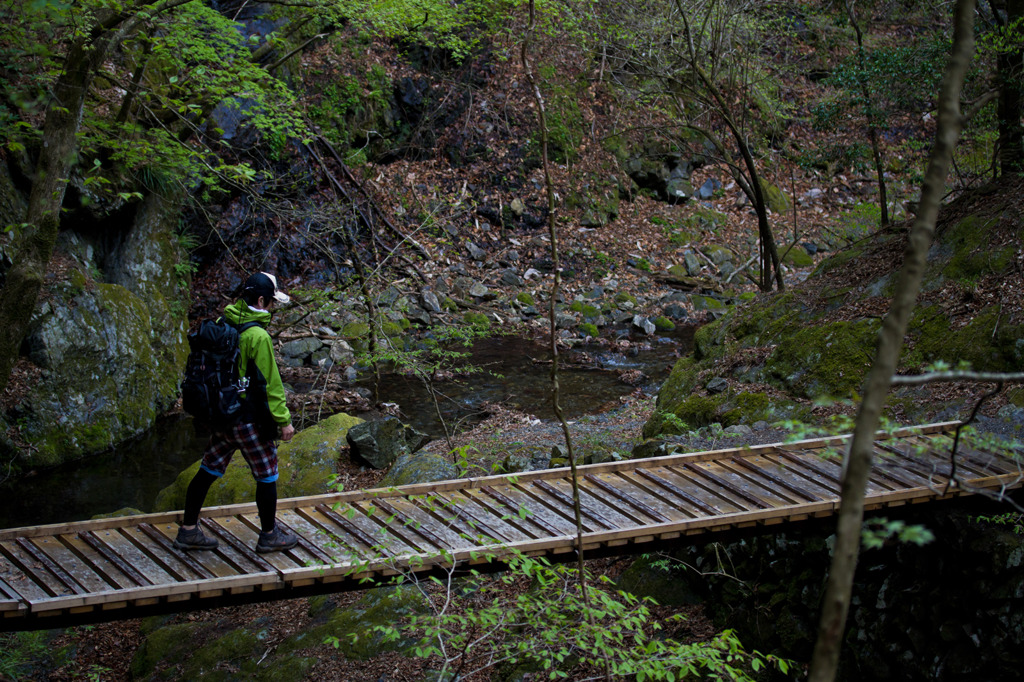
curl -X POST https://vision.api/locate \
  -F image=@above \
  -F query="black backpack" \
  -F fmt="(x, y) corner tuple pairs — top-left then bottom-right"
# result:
(181, 318), (260, 429)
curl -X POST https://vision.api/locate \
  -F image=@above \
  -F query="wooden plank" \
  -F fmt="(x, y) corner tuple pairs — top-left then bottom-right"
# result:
(914, 435), (1015, 477)
(632, 469), (722, 516)
(14, 538), (88, 596)
(530, 480), (618, 531)
(117, 526), (192, 583)
(764, 452), (844, 497)
(374, 498), (452, 552)
(582, 474), (672, 524)
(138, 524), (216, 581)
(202, 519), (277, 574)
(350, 501), (429, 554)
(291, 507), (367, 562)
(677, 462), (786, 509)
(540, 478), (645, 529)
(461, 489), (544, 540)
(416, 493), (521, 544)
(507, 482), (603, 533)
(274, 510), (345, 565)
(77, 531), (152, 588)
(479, 486), (575, 537)
(608, 471), (701, 520)
(50, 534), (125, 592)
(662, 464), (769, 512)
(724, 456), (823, 503)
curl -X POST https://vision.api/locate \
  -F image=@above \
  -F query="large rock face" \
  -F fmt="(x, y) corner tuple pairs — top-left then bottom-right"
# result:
(622, 500), (1024, 681)
(154, 412), (364, 511)
(12, 191), (190, 468)
(643, 184), (1024, 439)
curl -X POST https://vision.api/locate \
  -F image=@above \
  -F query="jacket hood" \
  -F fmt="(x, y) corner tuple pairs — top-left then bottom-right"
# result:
(223, 300), (271, 327)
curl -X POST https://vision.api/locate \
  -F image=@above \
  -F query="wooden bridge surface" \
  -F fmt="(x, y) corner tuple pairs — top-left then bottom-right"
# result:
(0, 421), (1020, 630)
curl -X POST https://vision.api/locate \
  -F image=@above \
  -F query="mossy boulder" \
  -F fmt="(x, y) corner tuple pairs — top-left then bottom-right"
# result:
(906, 305), (1023, 372)
(463, 311), (491, 330)
(131, 620), (315, 681)
(341, 321), (370, 339)
(154, 412), (363, 511)
(381, 448), (458, 487)
(278, 586), (428, 660)
(17, 279), (186, 467)
(931, 215), (1014, 284)
(759, 179), (791, 214)
(764, 319), (880, 399)
(783, 246), (814, 268)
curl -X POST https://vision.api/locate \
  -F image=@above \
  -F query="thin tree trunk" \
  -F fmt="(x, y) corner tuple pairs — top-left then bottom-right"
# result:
(998, 0), (1024, 174)
(807, 2), (976, 680)
(0, 34), (109, 395)
(846, 0), (891, 226)
(0, 0), (197, 396)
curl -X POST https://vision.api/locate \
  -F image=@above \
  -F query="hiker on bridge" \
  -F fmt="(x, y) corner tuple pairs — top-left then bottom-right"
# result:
(175, 272), (299, 554)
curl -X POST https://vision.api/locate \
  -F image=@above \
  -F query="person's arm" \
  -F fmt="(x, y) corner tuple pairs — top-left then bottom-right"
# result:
(249, 330), (292, 436)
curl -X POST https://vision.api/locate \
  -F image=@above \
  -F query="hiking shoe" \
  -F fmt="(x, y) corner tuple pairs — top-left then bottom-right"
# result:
(256, 525), (298, 553)
(174, 525), (218, 551)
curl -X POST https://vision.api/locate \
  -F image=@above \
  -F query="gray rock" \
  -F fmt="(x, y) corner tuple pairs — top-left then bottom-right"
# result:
(342, 366), (358, 383)
(555, 313), (576, 329)
(347, 417), (410, 469)
(752, 420), (770, 431)
(421, 290), (442, 313)
(663, 304), (689, 320)
(632, 315), (656, 335)
(501, 269), (525, 287)
(377, 286), (401, 307)
(698, 178), (722, 199)
(280, 337), (324, 360)
(665, 176), (693, 202)
(613, 311), (634, 325)
(329, 339), (355, 364)
(506, 250), (521, 262)
(469, 282), (495, 300)
(467, 241), (487, 261)
(630, 439), (667, 459)
(707, 377), (729, 394)
(510, 198), (526, 216)
(381, 449), (457, 486)
(724, 424), (753, 436)
(683, 250), (702, 276)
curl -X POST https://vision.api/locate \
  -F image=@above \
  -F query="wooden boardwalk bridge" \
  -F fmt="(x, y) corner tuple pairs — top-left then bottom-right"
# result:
(1, 422), (1020, 630)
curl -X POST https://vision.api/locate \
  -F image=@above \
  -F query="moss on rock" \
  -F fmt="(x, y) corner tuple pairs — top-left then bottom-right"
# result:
(278, 586), (428, 660)
(907, 305), (1023, 372)
(765, 319), (879, 399)
(154, 412), (363, 511)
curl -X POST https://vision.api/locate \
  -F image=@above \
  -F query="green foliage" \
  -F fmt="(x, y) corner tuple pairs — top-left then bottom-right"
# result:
(861, 517), (935, 550)
(308, 64), (392, 156)
(360, 551), (787, 681)
(0, 1), (312, 201)
(579, 322), (599, 337)
(528, 66), (584, 165)
(0, 631), (69, 681)
(974, 512), (1024, 535)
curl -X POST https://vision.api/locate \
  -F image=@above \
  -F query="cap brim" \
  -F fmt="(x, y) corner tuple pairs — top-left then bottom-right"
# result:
(273, 291), (290, 304)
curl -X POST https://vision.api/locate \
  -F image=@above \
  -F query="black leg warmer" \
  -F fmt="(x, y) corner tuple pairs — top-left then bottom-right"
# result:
(182, 468), (219, 526)
(255, 480), (278, 533)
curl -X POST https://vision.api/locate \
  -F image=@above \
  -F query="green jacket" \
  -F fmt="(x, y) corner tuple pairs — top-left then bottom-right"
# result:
(222, 300), (291, 431)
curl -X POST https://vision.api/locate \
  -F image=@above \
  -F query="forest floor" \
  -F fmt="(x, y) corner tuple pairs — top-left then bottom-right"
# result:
(8, 8), (1024, 681)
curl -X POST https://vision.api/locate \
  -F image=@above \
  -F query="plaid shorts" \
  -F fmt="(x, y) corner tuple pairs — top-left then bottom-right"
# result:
(200, 421), (279, 483)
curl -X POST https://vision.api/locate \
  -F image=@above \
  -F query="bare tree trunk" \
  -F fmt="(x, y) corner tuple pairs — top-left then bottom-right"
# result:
(0, 34), (109, 395)
(0, 0), (197, 395)
(807, 2), (976, 680)
(845, 0), (891, 226)
(998, 0), (1024, 175)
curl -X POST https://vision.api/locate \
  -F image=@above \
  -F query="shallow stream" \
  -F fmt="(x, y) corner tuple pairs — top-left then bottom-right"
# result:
(0, 328), (693, 529)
